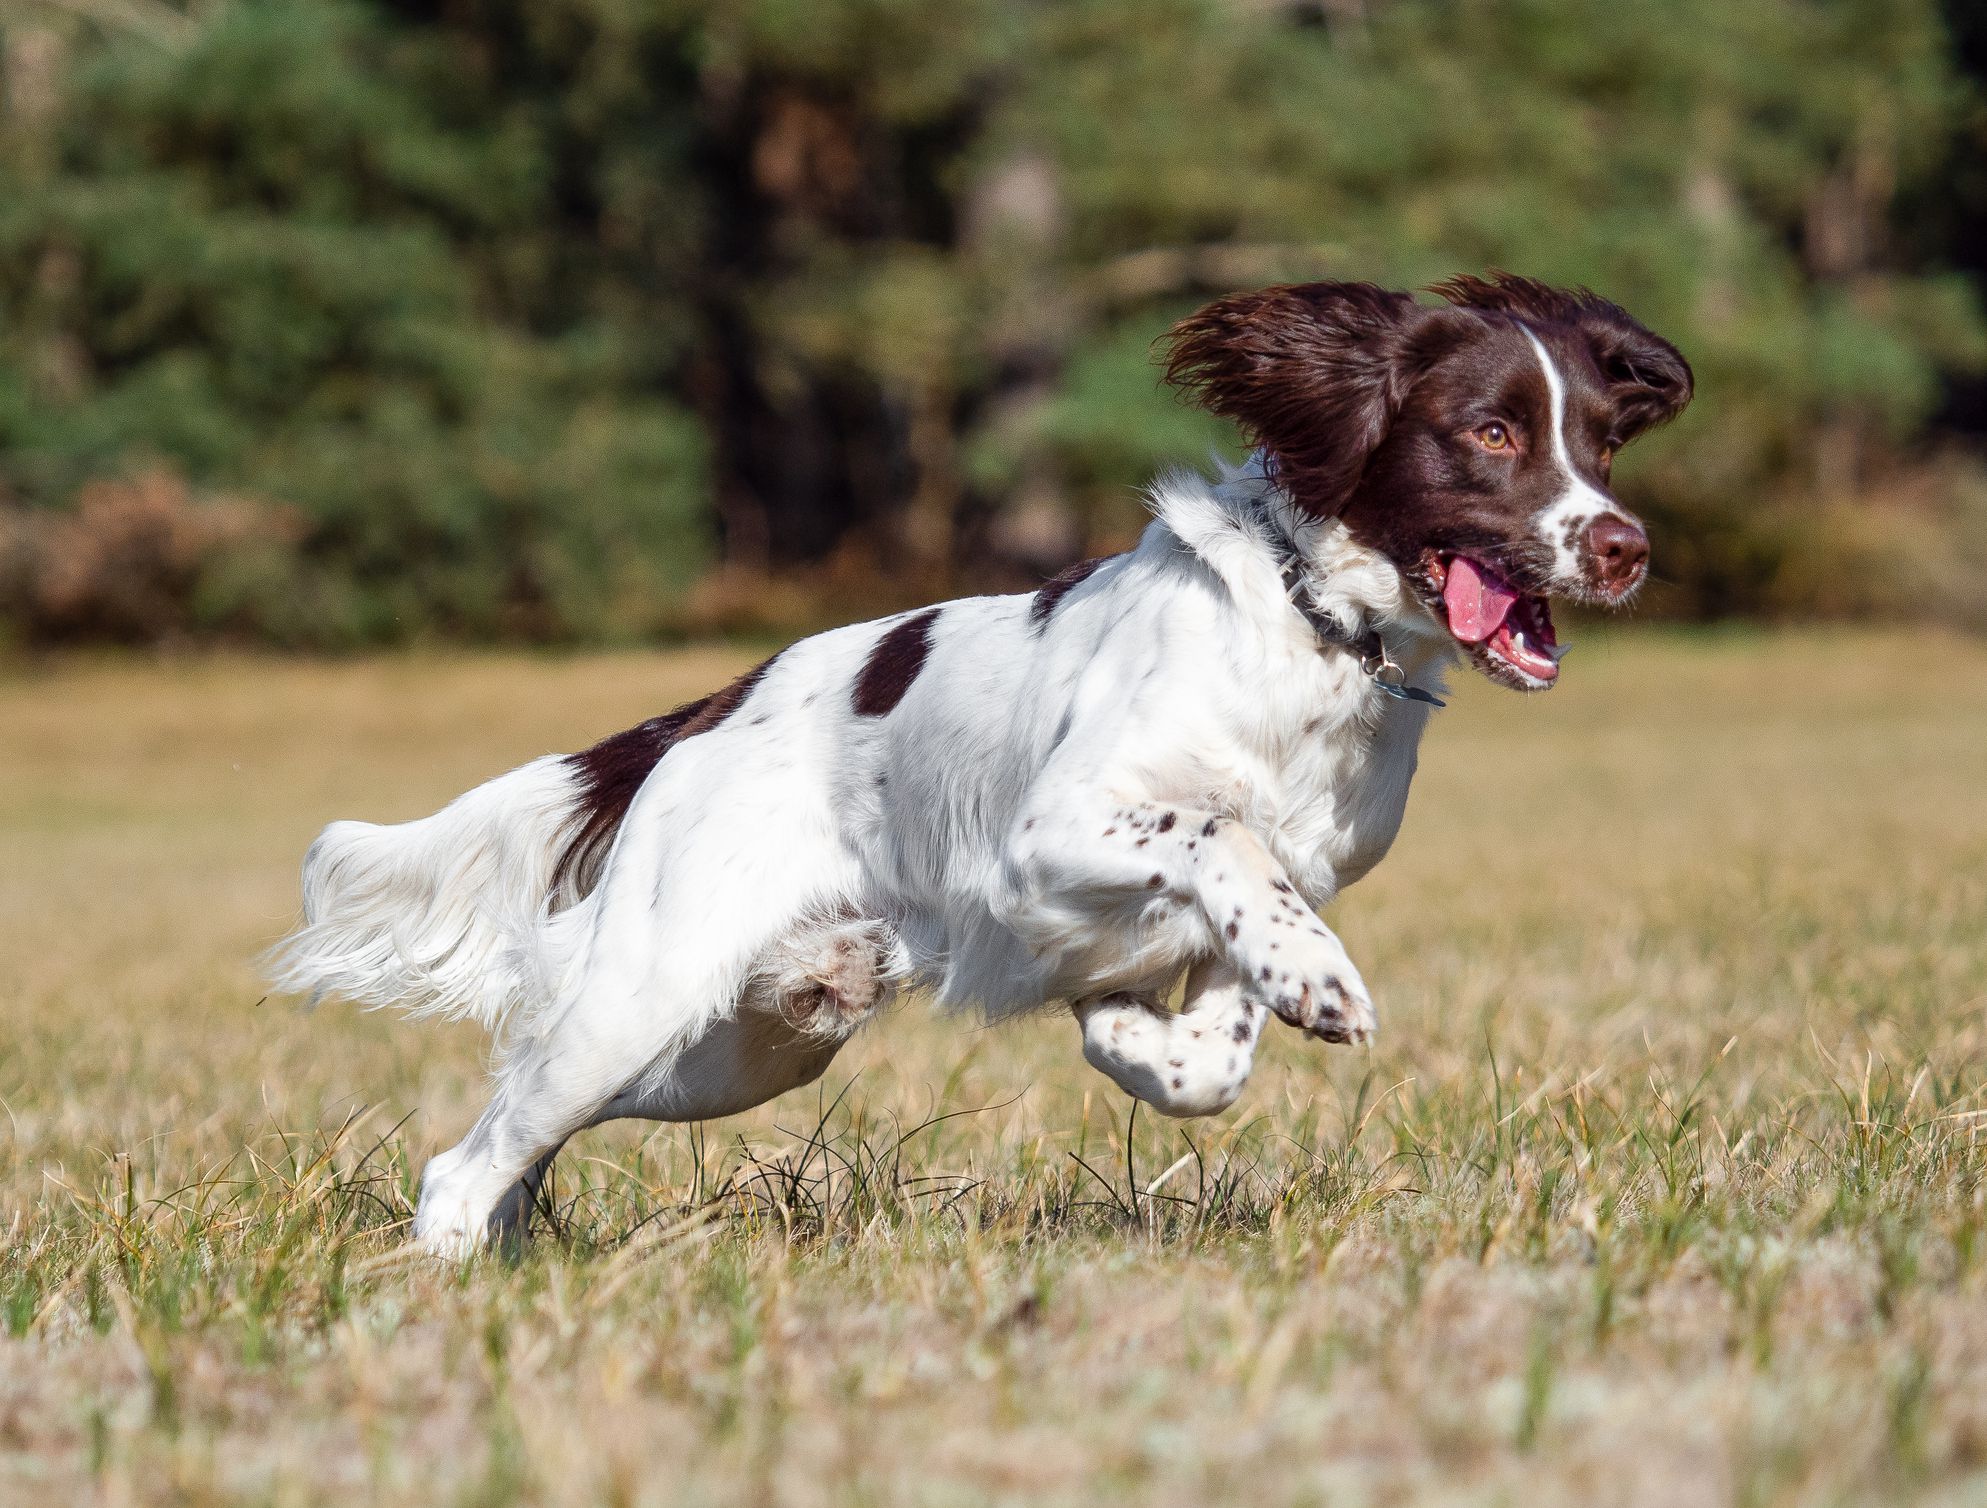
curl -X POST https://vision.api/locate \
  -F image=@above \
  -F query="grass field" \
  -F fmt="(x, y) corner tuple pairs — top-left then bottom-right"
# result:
(3, 631), (1986, 1507)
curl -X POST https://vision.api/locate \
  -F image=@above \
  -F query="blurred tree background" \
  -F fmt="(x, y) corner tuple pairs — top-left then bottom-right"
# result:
(1, 0), (1984, 646)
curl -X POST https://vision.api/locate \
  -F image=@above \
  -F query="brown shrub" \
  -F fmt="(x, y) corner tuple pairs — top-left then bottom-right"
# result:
(1762, 457), (1987, 631)
(0, 470), (303, 644)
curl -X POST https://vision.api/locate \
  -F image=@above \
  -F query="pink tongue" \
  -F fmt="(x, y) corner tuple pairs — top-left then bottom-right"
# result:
(1442, 556), (1519, 643)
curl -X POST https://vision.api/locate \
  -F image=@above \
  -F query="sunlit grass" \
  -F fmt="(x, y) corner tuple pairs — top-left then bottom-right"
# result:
(3, 630), (1985, 1505)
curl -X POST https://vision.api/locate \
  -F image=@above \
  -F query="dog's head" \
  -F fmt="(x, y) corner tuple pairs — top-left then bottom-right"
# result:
(1164, 273), (1693, 689)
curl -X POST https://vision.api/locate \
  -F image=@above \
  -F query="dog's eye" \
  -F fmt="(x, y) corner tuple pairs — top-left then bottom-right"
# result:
(1474, 422), (1513, 452)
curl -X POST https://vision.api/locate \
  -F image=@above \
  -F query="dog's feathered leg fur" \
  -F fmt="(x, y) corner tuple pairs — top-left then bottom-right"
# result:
(1001, 793), (1377, 1044)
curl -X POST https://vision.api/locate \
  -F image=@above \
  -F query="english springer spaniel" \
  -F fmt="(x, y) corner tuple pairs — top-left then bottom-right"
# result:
(273, 274), (1692, 1254)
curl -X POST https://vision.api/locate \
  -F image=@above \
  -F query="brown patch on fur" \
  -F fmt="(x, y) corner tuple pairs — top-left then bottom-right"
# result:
(552, 653), (782, 901)
(853, 608), (941, 718)
(1162, 281), (1461, 518)
(1029, 557), (1109, 630)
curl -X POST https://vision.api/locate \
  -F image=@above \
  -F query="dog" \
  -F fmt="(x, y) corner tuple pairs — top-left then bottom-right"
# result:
(271, 273), (1692, 1254)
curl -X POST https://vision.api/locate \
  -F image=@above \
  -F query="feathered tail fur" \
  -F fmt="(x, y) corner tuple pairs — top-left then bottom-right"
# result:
(267, 755), (583, 1036)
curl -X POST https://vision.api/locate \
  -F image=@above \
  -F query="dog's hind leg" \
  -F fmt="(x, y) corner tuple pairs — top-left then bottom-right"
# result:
(1074, 958), (1263, 1117)
(416, 1008), (853, 1256)
(486, 1146), (562, 1253)
(415, 917), (892, 1256)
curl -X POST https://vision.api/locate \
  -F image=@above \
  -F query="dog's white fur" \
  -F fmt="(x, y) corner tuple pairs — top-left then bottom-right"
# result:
(1524, 330), (1620, 581)
(275, 454), (1509, 1254)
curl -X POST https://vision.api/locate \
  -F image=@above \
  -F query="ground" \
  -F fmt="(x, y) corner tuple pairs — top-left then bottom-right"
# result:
(2, 630), (1985, 1507)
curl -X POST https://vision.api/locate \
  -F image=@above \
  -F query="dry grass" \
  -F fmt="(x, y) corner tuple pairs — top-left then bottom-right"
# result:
(3, 630), (1986, 1507)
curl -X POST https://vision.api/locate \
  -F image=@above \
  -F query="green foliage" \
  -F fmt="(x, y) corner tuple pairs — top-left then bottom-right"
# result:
(0, 0), (1982, 641)
(992, 0), (1987, 551)
(0, 0), (712, 643)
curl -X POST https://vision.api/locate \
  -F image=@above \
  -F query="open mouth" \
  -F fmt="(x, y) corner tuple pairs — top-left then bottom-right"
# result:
(1430, 555), (1565, 687)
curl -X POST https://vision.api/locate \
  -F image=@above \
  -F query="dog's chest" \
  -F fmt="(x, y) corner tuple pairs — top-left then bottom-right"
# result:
(1249, 689), (1429, 898)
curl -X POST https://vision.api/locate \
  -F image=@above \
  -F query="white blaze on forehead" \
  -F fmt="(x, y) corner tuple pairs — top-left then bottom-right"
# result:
(1523, 327), (1616, 580)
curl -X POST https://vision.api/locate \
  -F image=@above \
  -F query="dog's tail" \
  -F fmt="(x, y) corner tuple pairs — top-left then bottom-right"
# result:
(266, 755), (584, 1035)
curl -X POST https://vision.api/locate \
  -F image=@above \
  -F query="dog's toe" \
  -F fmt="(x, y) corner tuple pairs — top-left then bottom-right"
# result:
(1312, 975), (1376, 1042)
(1265, 971), (1375, 1044)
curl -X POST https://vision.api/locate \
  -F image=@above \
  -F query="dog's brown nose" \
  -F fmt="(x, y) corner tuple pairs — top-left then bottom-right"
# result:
(1584, 514), (1649, 592)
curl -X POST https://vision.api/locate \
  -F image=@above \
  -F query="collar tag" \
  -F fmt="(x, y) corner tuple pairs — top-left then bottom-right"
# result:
(1370, 675), (1446, 707)
(1358, 630), (1447, 707)
(1272, 524), (1447, 709)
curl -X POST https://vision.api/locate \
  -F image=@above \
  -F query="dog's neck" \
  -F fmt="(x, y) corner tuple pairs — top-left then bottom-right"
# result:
(1150, 453), (1451, 683)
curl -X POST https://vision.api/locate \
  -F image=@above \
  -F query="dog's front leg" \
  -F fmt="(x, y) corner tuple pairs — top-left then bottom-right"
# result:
(1003, 796), (1376, 1044)
(1075, 957), (1263, 1116)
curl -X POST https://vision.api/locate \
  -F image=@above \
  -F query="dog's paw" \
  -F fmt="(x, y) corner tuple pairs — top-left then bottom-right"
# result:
(412, 1148), (497, 1261)
(1074, 993), (1253, 1118)
(412, 1204), (486, 1261)
(1246, 936), (1377, 1044)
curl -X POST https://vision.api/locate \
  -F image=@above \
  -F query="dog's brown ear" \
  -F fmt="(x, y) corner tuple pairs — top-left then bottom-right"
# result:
(1162, 282), (1440, 518)
(1582, 317), (1693, 442)
(1433, 272), (1693, 442)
